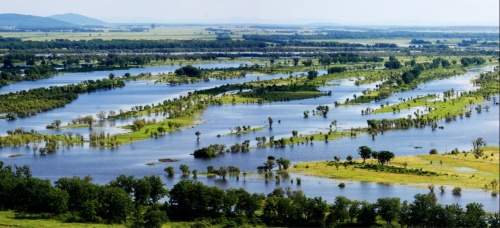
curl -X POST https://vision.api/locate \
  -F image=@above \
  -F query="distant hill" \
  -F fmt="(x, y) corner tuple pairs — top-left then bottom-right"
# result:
(0, 13), (79, 29)
(49, 13), (108, 26)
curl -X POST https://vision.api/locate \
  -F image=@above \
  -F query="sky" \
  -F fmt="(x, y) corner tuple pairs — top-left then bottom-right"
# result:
(2, 0), (499, 26)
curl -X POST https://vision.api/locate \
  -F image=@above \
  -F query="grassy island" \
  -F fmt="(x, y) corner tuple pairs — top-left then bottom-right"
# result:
(289, 146), (499, 191)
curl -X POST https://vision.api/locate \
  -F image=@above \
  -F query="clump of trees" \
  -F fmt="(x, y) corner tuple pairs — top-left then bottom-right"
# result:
(0, 164), (497, 227)
(174, 65), (202, 77)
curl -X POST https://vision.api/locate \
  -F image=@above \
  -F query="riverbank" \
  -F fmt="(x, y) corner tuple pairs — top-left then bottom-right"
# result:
(288, 146), (499, 191)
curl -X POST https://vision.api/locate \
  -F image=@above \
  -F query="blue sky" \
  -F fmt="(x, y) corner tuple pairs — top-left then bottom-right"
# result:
(3, 0), (499, 26)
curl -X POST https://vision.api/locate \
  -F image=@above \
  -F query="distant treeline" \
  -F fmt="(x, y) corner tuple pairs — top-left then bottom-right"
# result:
(0, 38), (267, 52)
(243, 31), (499, 42)
(0, 163), (497, 227)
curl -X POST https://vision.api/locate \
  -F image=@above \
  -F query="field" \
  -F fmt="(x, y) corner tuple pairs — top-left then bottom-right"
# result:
(289, 146), (500, 190)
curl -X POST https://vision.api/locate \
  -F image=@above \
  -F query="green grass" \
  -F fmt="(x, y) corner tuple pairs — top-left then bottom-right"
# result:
(0, 210), (224, 227)
(289, 146), (500, 190)
(0, 211), (123, 228)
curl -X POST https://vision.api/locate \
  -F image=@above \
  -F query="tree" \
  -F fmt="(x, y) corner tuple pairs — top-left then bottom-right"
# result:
(331, 196), (350, 223)
(377, 151), (395, 166)
(292, 58), (299, 66)
(53, 120), (62, 129)
(133, 178), (152, 205)
(402, 71), (416, 84)
(268, 117), (273, 129)
(357, 203), (377, 227)
(98, 187), (133, 223)
(408, 193), (437, 226)
(307, 70), (318, 80)
(472, 137), (486, 156)
(164, 166), (174, 177)
(193, 147), (216, 158)
(174, 65), (202, 77)
(108, 73), (115, 80)
(96, 111), (106, 121)
(195, 131), (200, 142)
(215, 166), (228, 180)
(385, 56), (402, 69)
(302, 59), (313, 66)
(157, 126), (166, 135)
(464, 202), (487, 227)
(143, 206), (168, 228)
(376, 197), (401, 224)
(276, 157), (291, 170)
(132, 119), (145, 131)
(144, 175), (168, 204)
(179, 164), (190, 176)
(358, 146), (372, 163)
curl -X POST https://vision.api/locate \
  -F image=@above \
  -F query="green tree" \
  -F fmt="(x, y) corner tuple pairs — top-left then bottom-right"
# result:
(377, 151), (395, 166)
(357, 203), (377, 226)
(472, 137), (486, 156)
(276, 157), (291, 170)
(144, 175), (167, 204)
(143, 206), (168, 228)
(464, 202), (487, 227)
(358, 146), (372, 163)
(376, 197), (401, 224)
(179, 164), (190, 175)
(133, 178), (152, 205)
(98, 187), (133, 223)
(331, 196), (350, 223)
(164, 166), (174, 177)
(53, 119), (62, 129)
(409, 193), (437, 226)
(307, 70), (319, 80)
(215, 166), (228, 180)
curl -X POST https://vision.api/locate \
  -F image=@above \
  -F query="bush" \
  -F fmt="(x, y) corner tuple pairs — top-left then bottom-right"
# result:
(338, 183), (346, 188)
(193, 147), (216, 158)
(429, 148), (438, 155)
(452, 187), (462, 195)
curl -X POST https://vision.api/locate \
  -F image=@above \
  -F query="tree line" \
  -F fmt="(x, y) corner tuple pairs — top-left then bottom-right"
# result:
(0, 163), (498, 227)
(243, 31), (498, 42)
(0, 78), (125, 119)
(0, 39), (268, 53)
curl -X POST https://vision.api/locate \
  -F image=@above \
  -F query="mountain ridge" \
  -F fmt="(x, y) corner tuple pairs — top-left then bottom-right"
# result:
(0, 13), (79, 29)
(49, 13), (108, 26)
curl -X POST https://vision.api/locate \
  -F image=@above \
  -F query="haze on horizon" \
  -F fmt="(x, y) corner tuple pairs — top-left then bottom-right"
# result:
(2, 0), (499, 26)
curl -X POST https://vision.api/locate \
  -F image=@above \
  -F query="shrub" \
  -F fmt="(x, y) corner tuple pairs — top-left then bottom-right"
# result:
(429, 148), (438, 155)
(452, 187), (462, 195)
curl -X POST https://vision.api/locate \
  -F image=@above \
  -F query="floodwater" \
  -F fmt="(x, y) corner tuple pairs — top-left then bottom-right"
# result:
(0, 63), (498, 211)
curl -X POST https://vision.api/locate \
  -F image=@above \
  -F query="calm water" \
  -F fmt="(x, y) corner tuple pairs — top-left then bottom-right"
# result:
(0, 64), (498, 211)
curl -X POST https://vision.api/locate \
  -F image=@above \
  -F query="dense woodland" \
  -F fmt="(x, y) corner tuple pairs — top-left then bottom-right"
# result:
(0, 163), (498, 227)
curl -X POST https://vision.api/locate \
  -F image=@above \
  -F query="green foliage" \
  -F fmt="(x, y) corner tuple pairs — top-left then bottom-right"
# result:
(174, 65), (202, 77)
(307, 70), (318, 80)
(327, 66), (347, 74)
(358, 146), (372, 163)
(377, 151), (395, 166)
